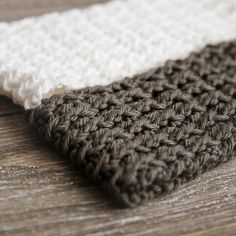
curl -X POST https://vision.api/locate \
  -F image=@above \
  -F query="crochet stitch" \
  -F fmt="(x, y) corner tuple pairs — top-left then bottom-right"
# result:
(26, 41), (236, 207)
(0, 0), (236, 108)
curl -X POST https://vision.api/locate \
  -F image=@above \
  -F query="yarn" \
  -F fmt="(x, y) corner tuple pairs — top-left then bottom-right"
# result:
(26, 41), (236, 207)
(0, 0), (236, 108)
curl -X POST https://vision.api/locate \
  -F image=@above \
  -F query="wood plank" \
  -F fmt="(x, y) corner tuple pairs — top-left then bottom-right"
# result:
(0, 1), (236, 236)
(0, 0), (106, 21)
(185, 223), (236, 236)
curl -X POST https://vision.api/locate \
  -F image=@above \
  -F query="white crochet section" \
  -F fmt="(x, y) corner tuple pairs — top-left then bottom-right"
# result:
(0, 0), (236, 109)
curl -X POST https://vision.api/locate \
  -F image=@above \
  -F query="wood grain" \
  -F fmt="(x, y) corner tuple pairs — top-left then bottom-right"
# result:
(0, 0), (106, 21)
(0, 1), (236, 235)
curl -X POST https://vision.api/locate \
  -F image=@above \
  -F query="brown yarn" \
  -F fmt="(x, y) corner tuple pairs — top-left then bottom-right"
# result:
(25, 41), (236, 207)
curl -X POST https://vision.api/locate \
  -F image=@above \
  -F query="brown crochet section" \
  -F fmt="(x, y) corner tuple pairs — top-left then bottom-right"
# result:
(26, 41), (236, 208)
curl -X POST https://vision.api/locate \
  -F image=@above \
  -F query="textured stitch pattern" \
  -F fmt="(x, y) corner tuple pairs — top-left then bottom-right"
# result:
(26, 41), (236, 207)
(1, 0), (236, 108)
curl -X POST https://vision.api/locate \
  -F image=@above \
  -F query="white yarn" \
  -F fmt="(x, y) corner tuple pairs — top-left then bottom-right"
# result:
(0, 0), (236, 109)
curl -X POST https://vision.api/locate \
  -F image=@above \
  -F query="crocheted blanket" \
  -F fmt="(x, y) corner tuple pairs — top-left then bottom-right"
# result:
(0, 0), (236, 207)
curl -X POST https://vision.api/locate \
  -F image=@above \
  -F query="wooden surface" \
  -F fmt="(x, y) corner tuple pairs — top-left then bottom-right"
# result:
(0, 1), (236, 235)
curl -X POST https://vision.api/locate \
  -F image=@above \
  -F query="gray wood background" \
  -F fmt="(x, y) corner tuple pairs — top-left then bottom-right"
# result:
(0, 1), (236, 235)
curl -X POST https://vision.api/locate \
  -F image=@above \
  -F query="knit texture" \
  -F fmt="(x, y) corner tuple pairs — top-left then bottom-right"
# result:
(1, 0), (236, 108)
(26, 41), (236, 207)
